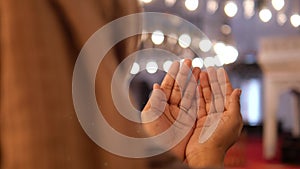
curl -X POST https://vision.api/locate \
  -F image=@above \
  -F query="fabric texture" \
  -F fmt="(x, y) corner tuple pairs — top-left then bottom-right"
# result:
(0, 0), (145, 168)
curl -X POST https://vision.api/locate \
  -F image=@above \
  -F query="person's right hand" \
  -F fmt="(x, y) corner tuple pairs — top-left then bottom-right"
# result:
(185, 67), (243, 168)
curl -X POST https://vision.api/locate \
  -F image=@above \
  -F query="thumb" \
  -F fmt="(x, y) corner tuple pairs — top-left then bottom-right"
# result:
(228, 89), (242, 115)
(142, 83), (161, 112)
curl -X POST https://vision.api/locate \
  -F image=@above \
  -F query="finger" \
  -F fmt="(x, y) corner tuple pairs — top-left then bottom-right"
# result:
(169, 59), (192, 105)
(217, 68), (233, 109)
(200, 71), (216, 114)
(228, 89), (242, 116)
(197, 84), (207, 119)
(207, 67), (224, 113)
(161, 61), (180, 100)
(141, 84), (167, 122)
(180, 67), (200, 114)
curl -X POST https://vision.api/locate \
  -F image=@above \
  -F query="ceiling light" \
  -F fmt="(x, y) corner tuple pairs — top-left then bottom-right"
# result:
(146, 61), (158, 74)
(243, 0), (255, 19)
(259, 8), (272, 23)
(272, 0), (285, 11)
(192, 58), (204, 68)
(151, 30), (164, 45)
(277, 12), (287, 26)
(185, 0), (199, 11)
(178, 34), (192, 48)
(130, 62), (140, 75)
(199, 39), (212, 52)
(224, 1), (238, 18)
(213, 42), (226, 55)
(207, 0), (218, 14)
(290, 13), (300, 27)
(165, 0), (176, 7)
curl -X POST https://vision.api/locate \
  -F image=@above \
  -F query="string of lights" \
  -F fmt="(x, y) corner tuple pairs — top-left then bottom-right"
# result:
(134, 0), (299, 75)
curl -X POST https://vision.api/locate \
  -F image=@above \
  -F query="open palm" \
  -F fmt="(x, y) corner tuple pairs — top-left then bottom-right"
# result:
(141, 60), (199, 160)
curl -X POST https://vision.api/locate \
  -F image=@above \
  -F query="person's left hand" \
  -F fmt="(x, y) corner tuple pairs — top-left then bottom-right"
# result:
(141, 59), (200, 160)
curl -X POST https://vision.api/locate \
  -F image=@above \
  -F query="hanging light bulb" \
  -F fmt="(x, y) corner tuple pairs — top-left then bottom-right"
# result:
(185, 0), (199, 11)
(207, 0), (218, 14)
(213, 42), (226, 55)
(140, 0), (153, 4)
(130, 62), (140, 75)
(290, 13), (300, 27)
(146, 61), (158, 74)
(277, 12), (287, 26)
(243, 0), (255, 19)
(199, 39), (212, 52)
(272, 0), (285, 11)
(192, 58), (204, 68)
(151, 30), (164, 45)
(259, 8), (272, 23)
(224, 1), (238, 17)
(178, 34), (192, 48)
(165, 0), (176, 7)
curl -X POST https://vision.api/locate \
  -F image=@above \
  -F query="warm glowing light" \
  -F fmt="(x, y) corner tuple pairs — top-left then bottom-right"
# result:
(199, 39), (212, 52)
(224, 45), (239, 64)
(290, 13), (300, 28)
(215, 45), (239, 65)
(178, 34), (192, 48)
(151, 30), (164, 45)
(220, 24), (232, 35)
(163, 60), (173, 72)
(192, 58), (204, 68)
(213, 42), (226, 55)
(277, 12), (287, 26)
(243, 0), (255, 19)
(259, 8), (272, 23)
(224, 1), (238, 17)
(141, 0), (153, 3)
(146, 61), (158, 74)
(130, 62), (140, 75)
(185, 0), (199, 11)
(207, 0), (218, 14)
(165, 0), (176, 7)
(272, 0), (285, 11)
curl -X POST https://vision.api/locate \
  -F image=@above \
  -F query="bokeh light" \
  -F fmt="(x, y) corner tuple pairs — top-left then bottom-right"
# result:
(165, 0), (176, 7)
(178, 33), (192, 48)
(151, 30), (165, 45)
(259, 8), (272, 23)
(224, 1), (238, 18)
(185, 0), (199, 11)
(290, 13), (300, 28)
(199, 39), (212, 52)
(130, 62), (140, 75)
(192, 57), (204, 68)
(213, 42), (226, 55)
(207, 0), (218, 14)
(146, 61), (158, 74)
(272, 0), (285, 11)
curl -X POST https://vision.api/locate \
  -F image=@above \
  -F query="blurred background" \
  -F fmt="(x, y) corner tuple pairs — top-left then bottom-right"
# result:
(130, 0), (300, 168)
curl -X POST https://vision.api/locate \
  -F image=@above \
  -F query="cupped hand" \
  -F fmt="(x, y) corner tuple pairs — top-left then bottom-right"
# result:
(141, 59), (199, 160)
(185, 67), (243, 168)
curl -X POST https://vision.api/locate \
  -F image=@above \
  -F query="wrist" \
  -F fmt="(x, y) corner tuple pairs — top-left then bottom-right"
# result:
(186, 147), (226, 169)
